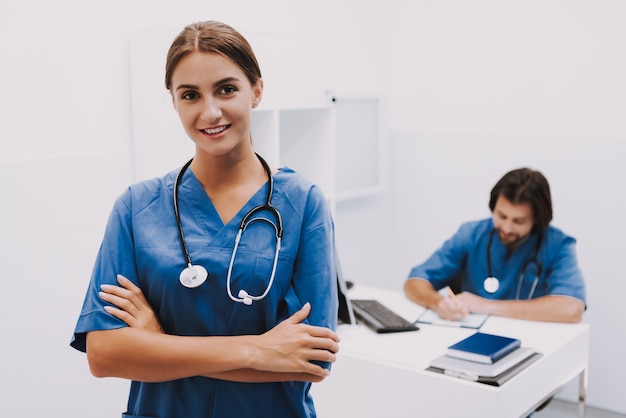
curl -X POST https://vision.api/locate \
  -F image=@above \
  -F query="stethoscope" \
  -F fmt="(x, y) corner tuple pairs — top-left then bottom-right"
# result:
(173, 153), (283, 305)
(484, 228), (543, 300)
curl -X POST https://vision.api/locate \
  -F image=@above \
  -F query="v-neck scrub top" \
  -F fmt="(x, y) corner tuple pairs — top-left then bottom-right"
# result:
(71, 166), (338, 418)
(408, 218), (586, 302)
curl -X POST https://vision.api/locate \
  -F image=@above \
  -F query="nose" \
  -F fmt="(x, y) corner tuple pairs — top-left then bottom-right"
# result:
(201, 98), (222, 121)
(496, 219), (513, 234)
(499, 220), (513, 234)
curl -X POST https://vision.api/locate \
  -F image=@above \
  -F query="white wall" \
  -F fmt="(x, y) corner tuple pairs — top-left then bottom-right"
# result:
(1, 1), (136, 416)
(383, 0), (626, 414)
(1, 0), (624, 416)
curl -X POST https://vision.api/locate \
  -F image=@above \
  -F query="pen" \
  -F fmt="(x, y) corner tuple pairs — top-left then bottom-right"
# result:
(447, 287), (468, 318)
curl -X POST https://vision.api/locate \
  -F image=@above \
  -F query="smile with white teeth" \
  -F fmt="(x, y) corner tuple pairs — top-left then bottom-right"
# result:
(202, 125), (229, 135)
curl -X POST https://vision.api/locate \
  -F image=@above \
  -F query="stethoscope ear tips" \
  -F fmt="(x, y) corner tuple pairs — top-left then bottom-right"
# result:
(238, 289), (253, 305)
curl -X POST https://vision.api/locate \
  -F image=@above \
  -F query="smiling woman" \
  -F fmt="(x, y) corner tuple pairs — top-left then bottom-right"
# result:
(70, 20), (339, 418)
(169, 50), (263, 182)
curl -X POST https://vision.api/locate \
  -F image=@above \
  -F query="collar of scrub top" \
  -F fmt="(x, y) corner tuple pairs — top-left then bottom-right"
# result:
(485, 227), (544, 299)
(173, 153), (283, 305)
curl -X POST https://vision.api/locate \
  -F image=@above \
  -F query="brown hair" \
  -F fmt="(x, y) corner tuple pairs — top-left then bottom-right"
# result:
(164, 21), (262, 91)
(489, 168), (553, 231)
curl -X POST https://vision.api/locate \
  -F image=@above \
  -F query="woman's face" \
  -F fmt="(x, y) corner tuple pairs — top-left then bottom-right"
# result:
(170, 51), (262, 158)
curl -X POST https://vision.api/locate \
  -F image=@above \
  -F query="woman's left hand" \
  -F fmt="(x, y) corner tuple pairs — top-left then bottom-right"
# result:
(99, 274), (164, 333)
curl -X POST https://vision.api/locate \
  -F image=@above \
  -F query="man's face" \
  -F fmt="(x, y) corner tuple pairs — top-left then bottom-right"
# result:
(492, 195), (534, 249)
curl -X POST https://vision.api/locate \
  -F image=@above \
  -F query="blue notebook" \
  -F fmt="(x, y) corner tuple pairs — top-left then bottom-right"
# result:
(446, 332), (521, 364)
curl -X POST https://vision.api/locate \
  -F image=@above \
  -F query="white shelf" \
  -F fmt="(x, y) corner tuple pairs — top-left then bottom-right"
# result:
(251, 96), (382, 210)
(279, 107), (334, 196)
(333, 97), (382, 200)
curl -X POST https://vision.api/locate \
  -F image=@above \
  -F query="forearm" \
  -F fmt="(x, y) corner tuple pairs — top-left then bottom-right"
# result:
(472, 295), (585, 323)
(87, 304), (338, 383)
(404, 278), (443, 310)
(87, 327), (253, 382)
(206, 369), (325, 383)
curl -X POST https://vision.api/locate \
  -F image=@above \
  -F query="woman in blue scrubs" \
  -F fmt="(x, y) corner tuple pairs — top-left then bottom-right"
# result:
(70, 21), (340, 418)
(404, 168), (586, 323)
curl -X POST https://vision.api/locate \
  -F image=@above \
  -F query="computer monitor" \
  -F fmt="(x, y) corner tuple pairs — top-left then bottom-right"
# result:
(336, 253), (356, 325)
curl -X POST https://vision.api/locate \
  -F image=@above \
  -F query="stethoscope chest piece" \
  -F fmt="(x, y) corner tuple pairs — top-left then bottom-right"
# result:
(484, 227), (544, 299)
(179, 264), (208, 288)
(483, 276), (500, 293)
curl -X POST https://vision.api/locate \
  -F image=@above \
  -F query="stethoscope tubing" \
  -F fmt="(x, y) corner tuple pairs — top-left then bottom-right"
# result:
(174, 158), (195, 270)
(485, 227), (543, 300)
(226, 225), (281, 304)
(173, 153), (283, 303)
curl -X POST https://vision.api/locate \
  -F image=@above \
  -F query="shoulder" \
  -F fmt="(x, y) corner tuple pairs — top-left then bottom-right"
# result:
(456, 218), (493, 239)
(543, 224), (577, 249)
(545, 224), (575, 238)
(113, 169), (178, 213)
(438, 218), (492, 252)
(274, 167), (326, 206)
(274, 167), (332, 226)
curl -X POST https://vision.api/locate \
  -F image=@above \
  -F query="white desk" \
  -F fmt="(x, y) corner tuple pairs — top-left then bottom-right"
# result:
(312, 285), (589, 418)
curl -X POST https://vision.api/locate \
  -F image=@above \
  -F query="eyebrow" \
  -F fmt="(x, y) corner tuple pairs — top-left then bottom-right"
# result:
(175, 77), (242, 92)
(175, 84), (198, 92)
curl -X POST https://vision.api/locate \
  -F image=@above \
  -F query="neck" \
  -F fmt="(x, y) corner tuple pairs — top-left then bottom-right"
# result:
(190, 150), (263, 188)
(506, 232), (533, 252)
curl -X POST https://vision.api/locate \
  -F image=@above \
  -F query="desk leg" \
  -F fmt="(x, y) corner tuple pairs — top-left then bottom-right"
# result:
(578, 369), (586, 418)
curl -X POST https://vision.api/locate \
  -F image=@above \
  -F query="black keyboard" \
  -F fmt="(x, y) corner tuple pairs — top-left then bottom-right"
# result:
(351, 299), (419, 333)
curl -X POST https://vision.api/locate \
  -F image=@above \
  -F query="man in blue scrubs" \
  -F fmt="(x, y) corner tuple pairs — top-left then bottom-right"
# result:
(404, 167), (586, 323)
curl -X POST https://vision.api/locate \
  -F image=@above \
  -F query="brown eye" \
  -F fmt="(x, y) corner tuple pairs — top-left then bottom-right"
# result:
(181, 91), (200, 100)
(220, 85), (238, 95)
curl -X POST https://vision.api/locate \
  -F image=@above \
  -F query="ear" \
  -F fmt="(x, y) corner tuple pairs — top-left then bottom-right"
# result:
(252, 79), (264, 108)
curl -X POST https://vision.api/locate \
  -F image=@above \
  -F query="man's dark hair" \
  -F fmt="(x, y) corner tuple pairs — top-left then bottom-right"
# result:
(489, 168), (553, 231)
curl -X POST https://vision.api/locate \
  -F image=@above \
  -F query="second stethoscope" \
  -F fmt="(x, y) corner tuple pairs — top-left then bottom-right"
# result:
(484, 228), (543, 300)
(173, 153), (283, 305)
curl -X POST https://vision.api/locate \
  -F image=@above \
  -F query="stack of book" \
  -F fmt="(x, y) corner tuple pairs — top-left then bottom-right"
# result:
(427, 332), (542, 386)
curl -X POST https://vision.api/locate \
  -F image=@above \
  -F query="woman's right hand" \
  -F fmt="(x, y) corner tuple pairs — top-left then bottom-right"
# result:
(250, 303), (340, 377)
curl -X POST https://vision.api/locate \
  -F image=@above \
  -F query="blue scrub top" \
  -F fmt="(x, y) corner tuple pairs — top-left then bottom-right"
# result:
(71, 166), (337, 418)
(408, 218), (586, 302)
